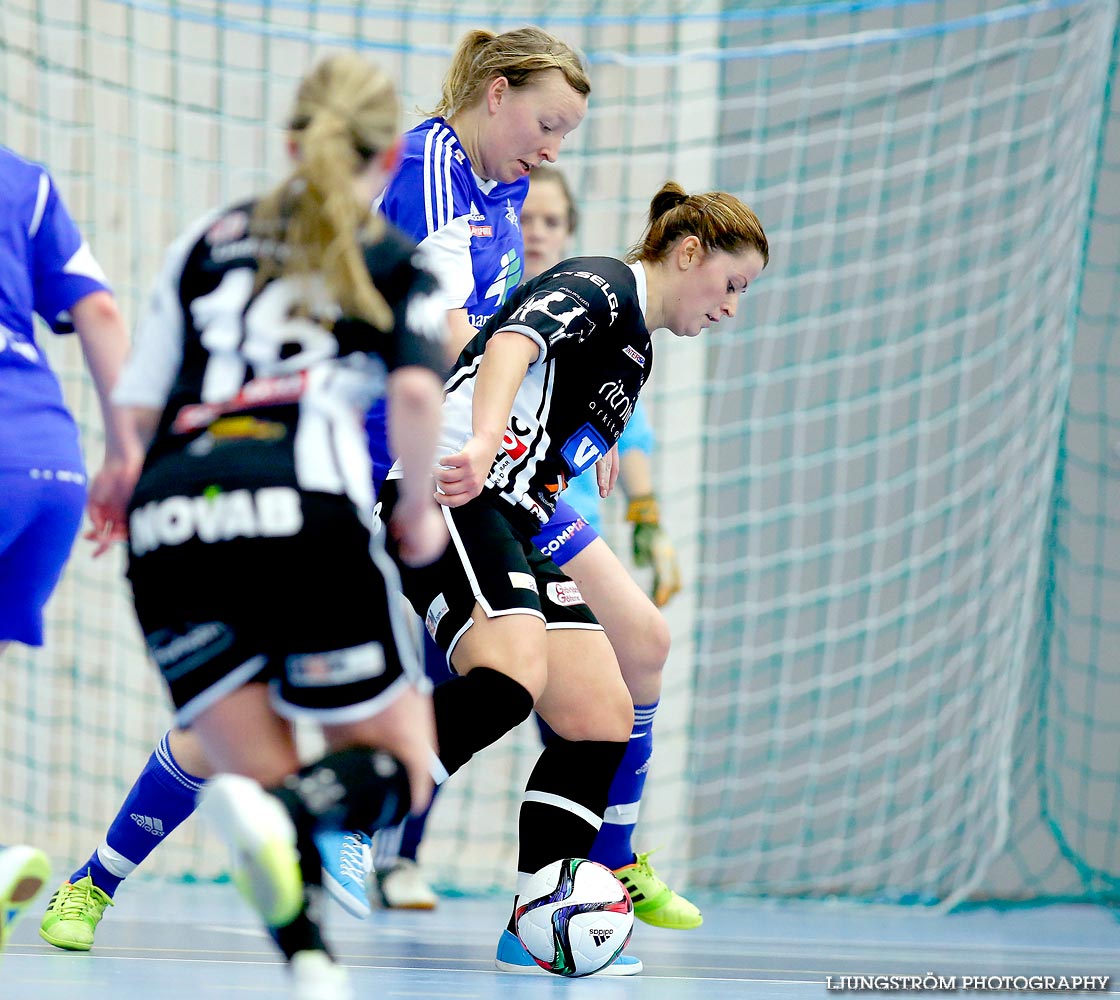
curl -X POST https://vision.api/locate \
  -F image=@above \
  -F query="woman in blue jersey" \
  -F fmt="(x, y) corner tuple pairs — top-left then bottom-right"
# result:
(367, 26), (590, 484)
(364, 26), (594, 914)
(0, 144), (134, 951)
(372, 165), (700, 937)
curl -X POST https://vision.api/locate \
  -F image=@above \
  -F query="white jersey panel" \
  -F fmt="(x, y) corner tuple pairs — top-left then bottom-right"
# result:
(114, 211), (220, 409)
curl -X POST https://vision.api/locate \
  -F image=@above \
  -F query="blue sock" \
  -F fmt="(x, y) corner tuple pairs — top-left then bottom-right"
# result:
(587, 701), (658, 871)
(70, 731), (204, 896)
(398, 784), (437, 863)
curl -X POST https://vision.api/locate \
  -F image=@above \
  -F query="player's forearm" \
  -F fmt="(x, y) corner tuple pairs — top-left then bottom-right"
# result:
(619, 448), (655, 500)
(71, 291), (134, 461)
(122, 405), (162, 455)
(471, 330), (537, 454)
(444, 308), (477, 363)
(388, 366), (445, 504)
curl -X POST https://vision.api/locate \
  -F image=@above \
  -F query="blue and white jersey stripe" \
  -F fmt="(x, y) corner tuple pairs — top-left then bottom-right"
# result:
(380, 117), (528, 332)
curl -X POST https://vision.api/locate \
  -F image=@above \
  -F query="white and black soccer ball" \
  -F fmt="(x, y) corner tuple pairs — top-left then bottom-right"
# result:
(514, 858), (635, 977)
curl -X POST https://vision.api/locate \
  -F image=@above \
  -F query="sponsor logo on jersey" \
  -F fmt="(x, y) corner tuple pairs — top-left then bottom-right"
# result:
(148, 621), (233, 680)
(469, 224), (493, 237)
(546, 580), (585, 607)
(28, 468), (85, 484)
(501, 416), (531, 460)
(130, 486), (304, 556)
(538, 516), (588, 558)
(554, 268), (620, 324)
(489, 417), (531, 488)
(206, 416), (286, 442)
(586, 399), (625, 440)
(205, 210), (249, 245)
(210, 236), (275, 264)
(484, 249), (523, 308)
(511, 291), (595, 345)
(598, 379), (635, 424)
(425, 593), (450, 639)
(508, 572), (538, 593)
(287, 642), (386, 687)
(172, 372), (307, 434)
(560, 424), (609, 475)
(623, 344), (646, 367)
(510, 491), (549, 524)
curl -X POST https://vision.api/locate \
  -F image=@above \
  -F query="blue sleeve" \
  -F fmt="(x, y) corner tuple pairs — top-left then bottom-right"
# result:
(379, 144), (475, 243)
(31, 173), (110, 332)
(380, 153), (435, 243)
(618, 398), (655, 456)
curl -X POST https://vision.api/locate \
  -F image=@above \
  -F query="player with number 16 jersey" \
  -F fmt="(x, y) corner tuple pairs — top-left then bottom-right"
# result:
(114, 199), (447, 722)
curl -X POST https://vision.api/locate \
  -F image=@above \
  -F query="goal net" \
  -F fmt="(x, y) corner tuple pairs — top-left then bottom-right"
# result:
(1, 0), (1116, 908)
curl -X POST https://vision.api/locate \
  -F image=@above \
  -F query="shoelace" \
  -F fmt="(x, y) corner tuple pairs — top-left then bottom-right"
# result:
(338, 834), (369, 883)
(55, 883), (106, 920)
(629, 848), (668, 884)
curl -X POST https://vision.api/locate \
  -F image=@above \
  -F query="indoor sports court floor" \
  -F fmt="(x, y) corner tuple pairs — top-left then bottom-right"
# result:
(4, 882), (1118, 998)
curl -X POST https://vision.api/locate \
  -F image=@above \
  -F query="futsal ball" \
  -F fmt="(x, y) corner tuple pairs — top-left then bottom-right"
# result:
(514, 858), (635, 977)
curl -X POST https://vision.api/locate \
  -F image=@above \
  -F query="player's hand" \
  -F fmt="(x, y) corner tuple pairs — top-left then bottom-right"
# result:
(433, 437), (493, 507)
(595, 443), (620, 498)
(83, 455), (143, 558)
(391, 498), (449, 567)
(628, 494), (681, 607)
(647, 527), (682, 607)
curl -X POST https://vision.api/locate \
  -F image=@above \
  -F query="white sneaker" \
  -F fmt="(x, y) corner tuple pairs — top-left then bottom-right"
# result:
(290, 950), (353, 1000)
(198, 774), (303, 928)
(370, 859), (437, 910)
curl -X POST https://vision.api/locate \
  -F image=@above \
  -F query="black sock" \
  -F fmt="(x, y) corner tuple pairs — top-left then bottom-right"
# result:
(265, 790), (329, 959)
(433, 667), (535, 777)
(271, 746), (412, 834)
(265, 747), (411, 960)
(507, 736), (629, 931)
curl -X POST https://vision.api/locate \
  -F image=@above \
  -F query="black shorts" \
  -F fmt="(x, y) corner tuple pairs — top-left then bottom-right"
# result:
(127, 458), (419, 726)
(378, 481), (601, 665)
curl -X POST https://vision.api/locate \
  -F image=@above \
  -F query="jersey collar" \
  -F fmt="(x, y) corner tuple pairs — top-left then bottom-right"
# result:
(472, 169), (499, 195)
(627, 260), (648, 317)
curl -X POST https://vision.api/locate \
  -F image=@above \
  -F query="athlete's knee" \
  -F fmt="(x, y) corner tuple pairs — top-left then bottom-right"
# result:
(546, 680), (633, 744)
(615, 604), (670, 681)
(166, 727), (215, 779)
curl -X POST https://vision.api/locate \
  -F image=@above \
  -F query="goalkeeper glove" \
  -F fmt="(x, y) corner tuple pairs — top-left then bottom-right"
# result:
(627, 495), (682, 608)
